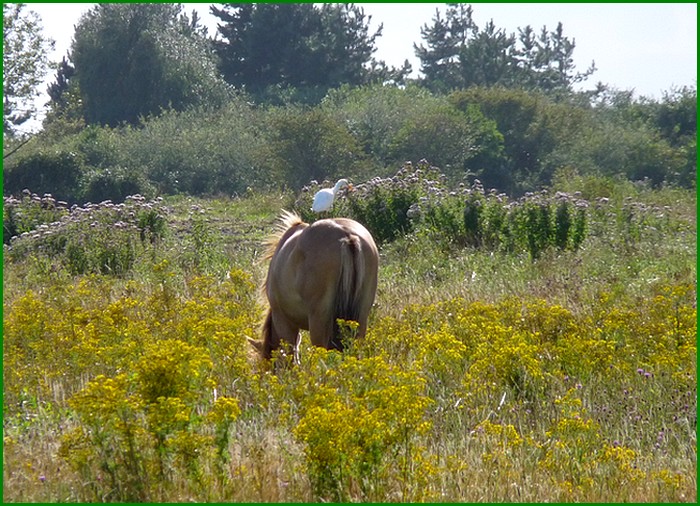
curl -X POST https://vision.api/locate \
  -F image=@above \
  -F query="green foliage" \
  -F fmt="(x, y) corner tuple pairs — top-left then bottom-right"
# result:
(3, 149), (85, 203)
(550, 117), (686, 187)
(69, 3), (230, 127)
(116, 101), (270, 196)
(323, 84), (434, 162)
(3, 3), (54, 135)
(3, 190), (67, 245)
(211, 3), (407, 104)
(449, 87), (585, 193)
(387, 103), (504, 183)
(415, 5), (595, 95)
(3, 83), (694, 208)
(324, 84), (506, 183)
(295, 163), (440, 244)
(82, 165), (154, 204)
(420, 184), (589, 258)
(449, 86), (693, 193)
(264, 106), (370, 190)
(295, 166), (590, 258)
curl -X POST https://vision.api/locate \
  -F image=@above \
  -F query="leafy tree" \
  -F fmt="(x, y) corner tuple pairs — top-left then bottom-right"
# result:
(210, 3), (410, 103)
(3, 3), (54, 136)
(449, 87), (592, 193)
(387, 101), (505, 183)
(68, 3), (231, 126)
(414, 3), (595, 95)
(572, 85), (696, 187)
(654, 86), (697, 148)
(323, 84), (437, 162)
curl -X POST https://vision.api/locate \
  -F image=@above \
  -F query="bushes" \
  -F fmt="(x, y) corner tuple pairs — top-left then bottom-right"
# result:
(420, 185), (588, 258)
(387, 103), (504, 184)
(449, 87), (564, 193)
(3, 150), (85, 204)
(82, 165), (155, 204)
(3, 191), (68, 245)
(294, 162), (444, 244)
(3, 126), (155, 205)
(323, 84), (435, 162)
(449, 86), (693, 193)
(3, 84), (694, 207)
(325, 84), (507, 184)
(120, 102), (271, 196)
(264, 106), (371, 189)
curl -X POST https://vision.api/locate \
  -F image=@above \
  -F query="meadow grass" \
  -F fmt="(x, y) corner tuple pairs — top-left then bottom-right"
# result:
(2, 182), (696, 502)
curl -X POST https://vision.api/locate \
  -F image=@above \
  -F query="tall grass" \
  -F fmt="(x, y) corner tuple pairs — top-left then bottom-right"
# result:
(2, 176), (696, 502)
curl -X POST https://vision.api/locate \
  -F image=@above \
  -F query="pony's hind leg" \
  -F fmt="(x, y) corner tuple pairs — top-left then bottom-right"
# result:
(269, 311), (300, 365)
(308, 308), (337, 351)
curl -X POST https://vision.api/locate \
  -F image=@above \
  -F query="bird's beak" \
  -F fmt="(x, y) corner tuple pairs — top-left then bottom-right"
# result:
(347, 183), (355, 192)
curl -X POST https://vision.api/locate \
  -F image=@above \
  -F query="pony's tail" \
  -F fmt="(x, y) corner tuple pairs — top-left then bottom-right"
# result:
(330, 234), (365, 350)
(249, 310), (274, 359)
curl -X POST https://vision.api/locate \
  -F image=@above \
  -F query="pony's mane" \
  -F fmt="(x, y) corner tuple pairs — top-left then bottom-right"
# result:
(262, 210), (306, 261)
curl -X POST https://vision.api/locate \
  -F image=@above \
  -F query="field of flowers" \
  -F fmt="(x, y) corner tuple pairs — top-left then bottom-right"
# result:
(2, 169), (697, 502)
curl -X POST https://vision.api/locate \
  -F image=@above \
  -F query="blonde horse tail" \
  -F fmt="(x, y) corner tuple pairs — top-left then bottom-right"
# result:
(331, 234), (365, 350)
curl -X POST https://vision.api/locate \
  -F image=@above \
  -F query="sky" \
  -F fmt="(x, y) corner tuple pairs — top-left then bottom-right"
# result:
(17, 2), (699, 132)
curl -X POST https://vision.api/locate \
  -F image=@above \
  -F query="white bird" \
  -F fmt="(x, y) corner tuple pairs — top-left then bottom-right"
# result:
(311, 179), (350, 213)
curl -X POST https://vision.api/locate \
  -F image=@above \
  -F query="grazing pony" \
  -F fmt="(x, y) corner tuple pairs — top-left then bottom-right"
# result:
(251, 211), (378, 361)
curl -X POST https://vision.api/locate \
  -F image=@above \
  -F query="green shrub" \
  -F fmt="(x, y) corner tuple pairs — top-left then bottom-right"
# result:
(323, 84), (438, 163)
(73, 124), (122, 169)
(118, 102), (270, 196)
(388, 104), (504, 184)
(449, 87), (567, 193)
(264, 106), (371, 190)
(294, 165), (591, 257)
(3, 150), (86, 204)
(295, 162), (443, 244)
(82, 165), (155, 203)
(408, 177), (589, 258)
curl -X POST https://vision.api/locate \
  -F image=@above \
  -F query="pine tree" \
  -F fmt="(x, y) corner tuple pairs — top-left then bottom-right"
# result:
(210, 3), (407, 103)
(415, 5), (595, 95)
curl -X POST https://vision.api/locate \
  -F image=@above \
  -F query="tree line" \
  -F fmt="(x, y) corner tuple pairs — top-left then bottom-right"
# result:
(3, 3), (696, 201)
(3, 2), (606, 132)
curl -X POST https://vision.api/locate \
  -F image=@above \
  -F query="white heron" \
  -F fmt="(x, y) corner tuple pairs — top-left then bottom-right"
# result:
(311, 178), (351, 213)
